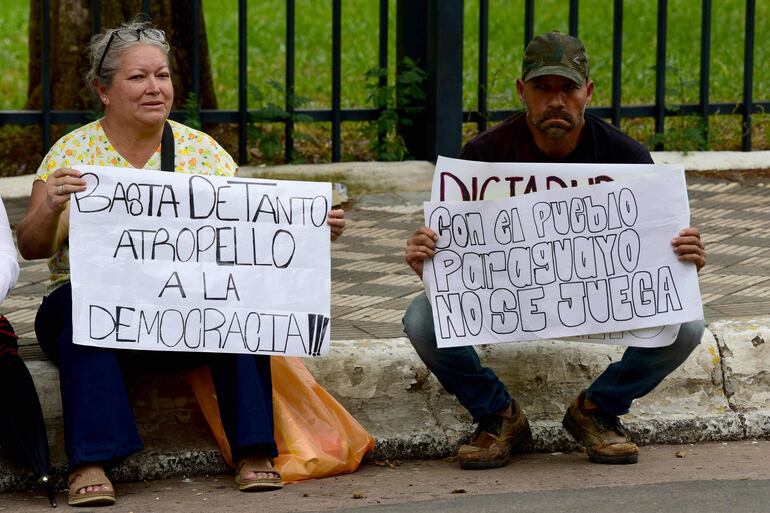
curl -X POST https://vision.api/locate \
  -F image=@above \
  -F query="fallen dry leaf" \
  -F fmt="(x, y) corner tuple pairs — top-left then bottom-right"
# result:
(372, 459), (400, 468)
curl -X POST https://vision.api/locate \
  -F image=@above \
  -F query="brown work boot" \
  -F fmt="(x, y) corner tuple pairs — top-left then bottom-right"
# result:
(457, 399), (532, 470)
(562, 390), (639, 464)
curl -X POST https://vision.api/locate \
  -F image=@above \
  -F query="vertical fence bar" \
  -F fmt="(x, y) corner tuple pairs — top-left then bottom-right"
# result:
(654, 0), (667, 150)
(378, 0), (388, 87)
(699, 0), (711, 139)
(426, 0), (463, 159)
(91, 0), (101, 35)
(41, 0), (51, 152)
(192, 0), (201, 102)
(285, 0), (295, 162)
(238, 0), (247, 164)
(395, 0), (429, 159)
(141, 0), (150, 17)
(524, 0), (534, 47)
(569, 0), (579, 37)
(331, 0), (341, 162)
(377, 0), (388, 150)
(742, 0), (755, 151)
(611, 0), (623, 127)
(477, 0), (488, 133)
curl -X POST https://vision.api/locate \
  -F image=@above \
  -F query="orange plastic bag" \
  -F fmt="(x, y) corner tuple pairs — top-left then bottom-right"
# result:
(186, 357), (374, 483)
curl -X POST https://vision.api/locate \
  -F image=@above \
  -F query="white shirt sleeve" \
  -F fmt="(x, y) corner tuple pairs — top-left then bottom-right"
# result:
(0, 196), (19, 303)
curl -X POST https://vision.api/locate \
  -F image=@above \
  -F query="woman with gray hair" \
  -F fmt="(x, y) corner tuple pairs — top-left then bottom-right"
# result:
(17, 19), (345, 507)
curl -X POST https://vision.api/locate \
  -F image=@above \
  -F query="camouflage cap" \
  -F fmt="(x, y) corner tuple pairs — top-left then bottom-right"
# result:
(522, 31), (589, 85)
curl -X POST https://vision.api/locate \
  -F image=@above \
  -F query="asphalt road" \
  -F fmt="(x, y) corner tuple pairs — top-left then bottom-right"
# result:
(314, 480), (770, 513)
(2, 440), (769, 513)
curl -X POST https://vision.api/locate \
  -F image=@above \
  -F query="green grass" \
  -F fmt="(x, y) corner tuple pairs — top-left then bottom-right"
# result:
(203, 0), (399, 110)
(0, 0), (768, 151)
(0, 0), (30, 110)
(460, 0), (770, 109)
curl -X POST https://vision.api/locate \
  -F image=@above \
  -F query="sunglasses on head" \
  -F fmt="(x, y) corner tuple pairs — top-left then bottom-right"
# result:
(96, 28), (166, 77)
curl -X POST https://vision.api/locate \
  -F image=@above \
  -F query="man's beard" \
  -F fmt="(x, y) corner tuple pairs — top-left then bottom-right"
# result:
(528, 108), (580, 139)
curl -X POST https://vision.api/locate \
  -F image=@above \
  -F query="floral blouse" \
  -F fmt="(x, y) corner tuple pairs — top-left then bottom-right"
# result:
(36, 119), (237, 293)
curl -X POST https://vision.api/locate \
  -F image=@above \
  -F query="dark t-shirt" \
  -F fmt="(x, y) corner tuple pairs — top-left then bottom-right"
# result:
(460, 112), (653, 164)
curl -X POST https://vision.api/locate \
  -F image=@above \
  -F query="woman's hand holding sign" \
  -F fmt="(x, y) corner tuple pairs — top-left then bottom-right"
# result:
(671, 227), (706, 272)
(46, 168), (87, 211)
(327, 209), (346, 241)
(17, 167), (88, 260)
(405, 226), (438, 279)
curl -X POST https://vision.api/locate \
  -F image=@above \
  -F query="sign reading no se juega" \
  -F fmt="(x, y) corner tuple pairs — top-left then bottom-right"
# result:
(424, 162), (703, 348)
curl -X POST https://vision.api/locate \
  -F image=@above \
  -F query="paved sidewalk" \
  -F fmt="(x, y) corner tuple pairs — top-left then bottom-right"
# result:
(2, 441), (770, 513)
(3, 176), (770, 359)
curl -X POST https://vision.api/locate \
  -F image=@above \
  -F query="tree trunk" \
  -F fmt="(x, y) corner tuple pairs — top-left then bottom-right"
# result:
(26, 0), (217, 111)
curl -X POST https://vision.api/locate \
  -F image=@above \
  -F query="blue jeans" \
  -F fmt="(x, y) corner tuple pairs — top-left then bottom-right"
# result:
(403, 292), (704, 420)
(35, 284), (278, 470)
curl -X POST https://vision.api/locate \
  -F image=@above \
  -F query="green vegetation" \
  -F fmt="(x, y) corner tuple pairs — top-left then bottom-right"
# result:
(202, 0), (399, 111)
(1, 0), (768, 155)
(364, 57), (427, 161)
(0, 0), (30, 109)
(247, 80), (312, 162)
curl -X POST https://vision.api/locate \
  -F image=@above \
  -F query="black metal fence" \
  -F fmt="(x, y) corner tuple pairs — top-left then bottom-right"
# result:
(0, 0), (388, 166)
(0, 0), (765, 166)
(404, 0), (765, 159)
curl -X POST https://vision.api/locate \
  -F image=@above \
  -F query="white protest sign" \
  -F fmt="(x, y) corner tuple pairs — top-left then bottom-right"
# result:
(423, 167), (703, 348)
(69, 166), (332, 357)
(431, 156), (682, 347)
(432, 156), (660, 201)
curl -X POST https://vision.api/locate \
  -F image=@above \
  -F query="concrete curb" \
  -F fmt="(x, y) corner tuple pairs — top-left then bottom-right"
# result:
(306, 322), (769, 460)
(0, 174), (37, 199)
(3, 150), (770, 200)
(3, 317), (767, 492)
(652, 151), (770, 173)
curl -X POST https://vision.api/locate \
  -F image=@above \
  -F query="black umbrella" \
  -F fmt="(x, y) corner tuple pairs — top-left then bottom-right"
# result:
(0, 315), (56, 507)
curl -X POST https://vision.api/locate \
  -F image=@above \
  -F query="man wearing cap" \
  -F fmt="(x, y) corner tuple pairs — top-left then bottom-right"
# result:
(403, 31), (707, 469)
